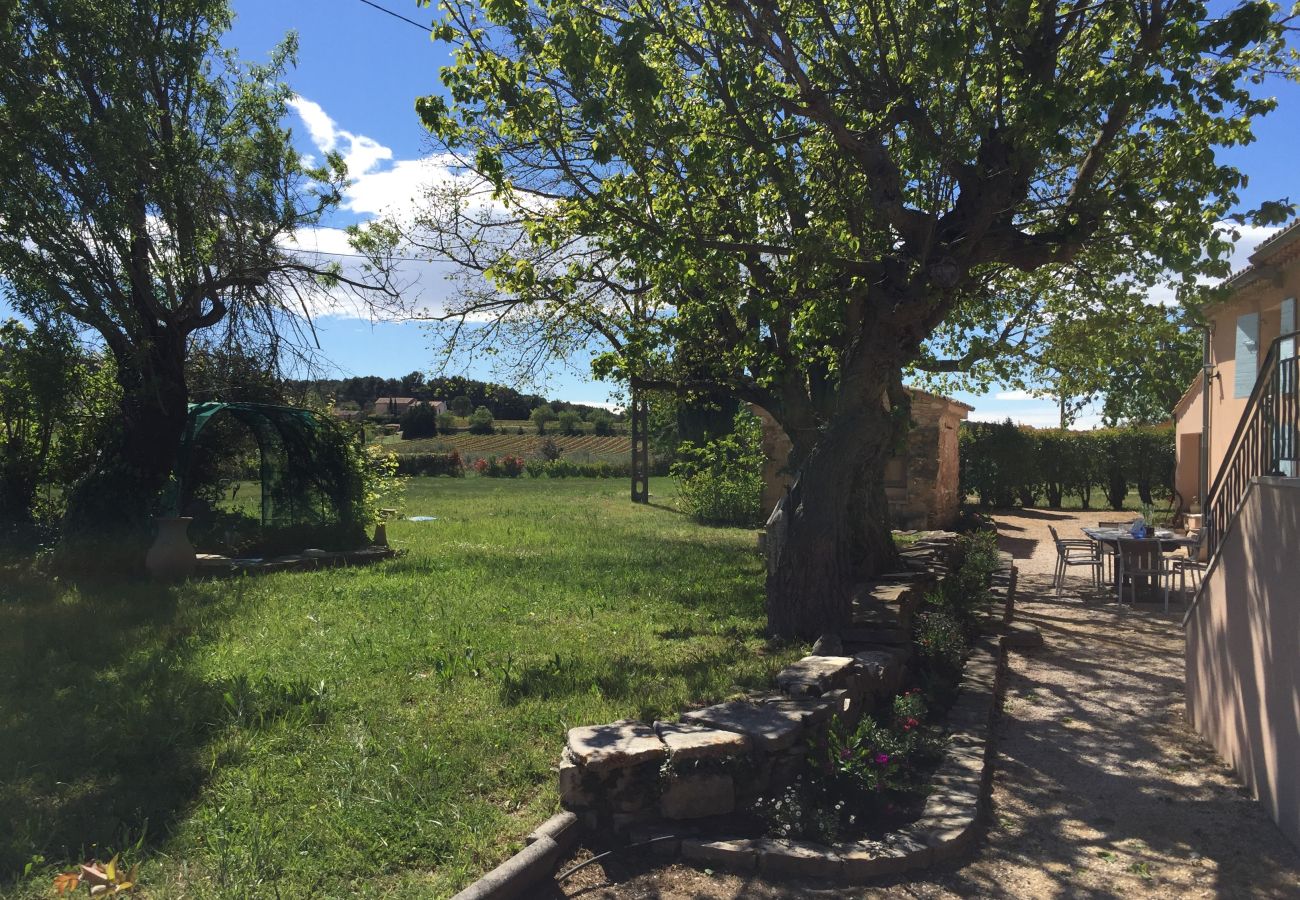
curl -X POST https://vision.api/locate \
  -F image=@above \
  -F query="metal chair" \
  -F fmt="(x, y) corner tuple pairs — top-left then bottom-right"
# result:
(1091, 522), (1130, 582)
(1048, 524), (1103, 598)
(1115, 537), (1171, 610)
(1167, 530), (1208, 604)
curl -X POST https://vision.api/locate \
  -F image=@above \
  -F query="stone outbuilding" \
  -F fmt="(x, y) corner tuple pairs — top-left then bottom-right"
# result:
(752, 388), (973, 530)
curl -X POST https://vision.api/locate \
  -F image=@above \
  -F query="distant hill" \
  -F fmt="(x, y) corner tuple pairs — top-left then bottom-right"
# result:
(287, 373), (618, 421)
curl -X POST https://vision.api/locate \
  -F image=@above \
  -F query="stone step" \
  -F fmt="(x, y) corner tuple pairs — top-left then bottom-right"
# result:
(566, 720), (666, 772)
(775, 655), (858, 698)
(654, 721), (751, 760)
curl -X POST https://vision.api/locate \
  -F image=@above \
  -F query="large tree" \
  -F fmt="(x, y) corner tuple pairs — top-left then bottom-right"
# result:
(0, 0), (388, 558)
(392, 0), (1295, 636)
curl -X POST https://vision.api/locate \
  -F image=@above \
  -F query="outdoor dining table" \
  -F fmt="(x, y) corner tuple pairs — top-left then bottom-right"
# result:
(1082, 527), (1198, 601)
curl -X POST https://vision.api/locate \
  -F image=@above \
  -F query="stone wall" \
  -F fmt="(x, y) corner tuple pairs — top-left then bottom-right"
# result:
(549, 539), (1030, 887)
(558, 563), (944, 831)
(751, 390), (971, 530)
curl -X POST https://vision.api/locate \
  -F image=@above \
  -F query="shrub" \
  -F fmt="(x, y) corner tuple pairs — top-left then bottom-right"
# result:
(539, 437), (563, 461)
(590, 411), (615, 435)
(449, 395), (473, 416)
(671, 410), (763, 526)
(467, 406), (495, 434)
(399, 402), (438, 439)
(822, 690), (941, 797)
(472, 455), (524, 477)
(959, 419), (1036, 507)
(530, 404), (557, 434)
(557, 410), (583, 435)
(961, 422), (1173, 509)
(394, 451), (464, 477)
(437, 412), (458, 435)
(913, 607), (968, 680)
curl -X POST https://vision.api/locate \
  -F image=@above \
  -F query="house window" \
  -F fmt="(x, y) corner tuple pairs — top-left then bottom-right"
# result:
(1234, 312), (1260, 399)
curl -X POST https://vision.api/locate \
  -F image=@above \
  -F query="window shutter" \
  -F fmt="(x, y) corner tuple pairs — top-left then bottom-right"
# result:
(1234, 312), (1260, 399)
(1281, 299), (1297, 475)
(1282, 298), (1296, 360)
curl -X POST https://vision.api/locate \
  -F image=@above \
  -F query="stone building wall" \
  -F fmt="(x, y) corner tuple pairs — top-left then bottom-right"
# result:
(751, 390), (972, 530)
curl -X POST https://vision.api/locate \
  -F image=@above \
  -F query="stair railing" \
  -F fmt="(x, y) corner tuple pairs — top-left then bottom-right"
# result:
(1204, 329), (1300, 561)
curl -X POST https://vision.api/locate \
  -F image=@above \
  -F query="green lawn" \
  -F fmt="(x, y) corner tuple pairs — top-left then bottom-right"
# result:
(0, 477), (799, 898)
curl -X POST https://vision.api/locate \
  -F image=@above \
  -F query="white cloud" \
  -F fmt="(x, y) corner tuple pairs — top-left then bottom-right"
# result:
(288, 96), (339, 152)
(1221, 222), (1281, 275)
(994, 389), (1039, 401)
(289, 95), (394, 180)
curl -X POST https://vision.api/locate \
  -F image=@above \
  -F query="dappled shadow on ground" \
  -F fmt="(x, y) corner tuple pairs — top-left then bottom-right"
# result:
(989, 507), (1079, 521)
(0, 566), (246, 881)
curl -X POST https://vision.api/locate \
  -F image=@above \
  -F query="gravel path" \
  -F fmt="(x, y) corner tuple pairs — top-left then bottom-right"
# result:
(556, 510), (1300, 899)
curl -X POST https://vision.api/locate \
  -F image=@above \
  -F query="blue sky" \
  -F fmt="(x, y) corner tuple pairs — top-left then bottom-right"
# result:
(11, 1), (1300, 419)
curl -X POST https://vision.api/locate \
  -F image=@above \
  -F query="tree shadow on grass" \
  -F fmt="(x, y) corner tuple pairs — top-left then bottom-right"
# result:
(0, 567), (317, 883)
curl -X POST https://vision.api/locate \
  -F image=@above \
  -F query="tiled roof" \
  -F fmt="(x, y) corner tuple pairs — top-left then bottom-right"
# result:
(1222, 218), (1300, 290)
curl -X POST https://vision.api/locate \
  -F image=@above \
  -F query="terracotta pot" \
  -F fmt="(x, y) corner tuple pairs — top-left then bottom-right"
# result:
(146, 516), (196, 581)
(373, 522), (389, 547)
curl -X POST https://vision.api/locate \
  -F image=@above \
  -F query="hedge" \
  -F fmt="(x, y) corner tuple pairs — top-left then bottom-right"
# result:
(959, 421), (1175, 510)
(394, 451), (465, 477)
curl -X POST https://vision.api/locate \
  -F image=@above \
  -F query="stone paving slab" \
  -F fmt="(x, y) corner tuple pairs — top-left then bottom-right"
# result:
(680, 700), (805, 751)
(775, 655), (858, 697)
(654, 721), (750, 760)
(567, 720), (666, 772)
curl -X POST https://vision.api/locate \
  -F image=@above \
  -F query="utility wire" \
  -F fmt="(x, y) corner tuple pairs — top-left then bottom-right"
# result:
(293, 247), (436, 264)
(356, 0), (431, 33)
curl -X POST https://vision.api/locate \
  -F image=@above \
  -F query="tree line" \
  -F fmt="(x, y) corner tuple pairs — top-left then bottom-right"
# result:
(960, 421), (1177, 511)
(297, 373), (618, 422)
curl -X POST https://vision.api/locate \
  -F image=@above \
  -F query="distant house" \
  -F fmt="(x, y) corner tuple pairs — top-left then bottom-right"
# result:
(371, 397), (447, 418)
(330, 406), (362, 420)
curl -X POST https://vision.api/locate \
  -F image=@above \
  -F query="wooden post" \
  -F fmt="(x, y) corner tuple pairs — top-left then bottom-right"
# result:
(630, 388), (649, 503)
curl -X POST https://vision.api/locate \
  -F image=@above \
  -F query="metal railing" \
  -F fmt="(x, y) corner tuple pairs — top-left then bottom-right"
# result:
(1204, 329), (1300, 560)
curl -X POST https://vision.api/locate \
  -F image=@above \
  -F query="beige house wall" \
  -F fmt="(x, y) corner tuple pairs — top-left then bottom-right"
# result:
(751, 389), (971, 530)
(1172, 230), (1300, 507)
(1185, 477), (1300, 848)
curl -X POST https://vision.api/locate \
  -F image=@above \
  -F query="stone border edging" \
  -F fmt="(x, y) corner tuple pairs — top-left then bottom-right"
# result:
(449, 812), (579, 900)
(194, 545), (398, 577)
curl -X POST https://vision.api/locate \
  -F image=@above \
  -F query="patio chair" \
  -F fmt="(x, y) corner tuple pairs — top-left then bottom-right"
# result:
(1115, 537), (1171, 611)
(1167, 529), (1208, 604)
(1048, 524), (1103, 598)
(1091, 522), (1130, 582)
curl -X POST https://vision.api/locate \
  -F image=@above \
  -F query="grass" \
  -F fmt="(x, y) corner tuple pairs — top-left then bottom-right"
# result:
(0, 477), (798, 898)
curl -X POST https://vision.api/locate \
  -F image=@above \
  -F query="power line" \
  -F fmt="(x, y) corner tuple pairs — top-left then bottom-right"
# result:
(293, 247), (438, 264)
(355, 0), (431, 33)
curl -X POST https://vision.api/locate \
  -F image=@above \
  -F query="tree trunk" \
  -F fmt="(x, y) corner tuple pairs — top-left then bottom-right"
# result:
(0, 439), (41, 526)
(765, 402), (900, 639)
(59, 336), (189, 570)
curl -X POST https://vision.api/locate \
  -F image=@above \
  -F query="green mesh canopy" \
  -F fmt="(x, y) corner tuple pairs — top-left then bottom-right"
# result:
(175, 402), (365, 555)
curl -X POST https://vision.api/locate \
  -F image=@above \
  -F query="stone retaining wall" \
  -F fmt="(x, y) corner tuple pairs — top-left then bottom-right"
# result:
(449, 534), (1033, 898)
(557, 535), (1013, 847)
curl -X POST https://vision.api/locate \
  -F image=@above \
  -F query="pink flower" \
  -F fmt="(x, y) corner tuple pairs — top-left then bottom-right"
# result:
(875, 752), (890, 765)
